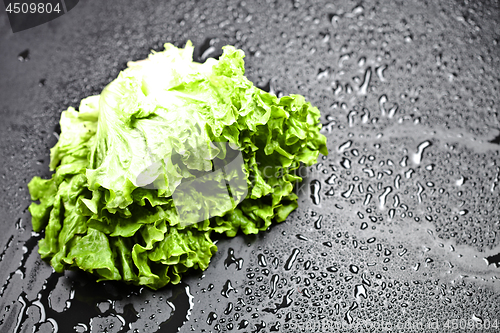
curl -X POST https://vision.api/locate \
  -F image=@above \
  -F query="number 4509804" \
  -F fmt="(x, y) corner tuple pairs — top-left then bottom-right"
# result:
(6, 2), (61, 14)
(443, 318), (498, 330)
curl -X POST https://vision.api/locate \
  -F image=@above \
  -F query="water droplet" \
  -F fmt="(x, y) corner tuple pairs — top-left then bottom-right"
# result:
(358, 56), (366, 67)
(221, 280), (235, 298)
(263, 289), (294, 314)
(272, 257), (279, 269)
(338, 140), (352, 152)
(301, 287), (311, 298)
(387, 104), (398, 118)
(351, 5), (364, 15)
(340, 157), (352, 169)
(15, 218), (24, 231)
(237, 319), (249, 329)
(284, 249), (300, 271)
(358, 67), (371, 95)
(258, 254), (267, 267)
(472, 314), (484, 324)
(269, 274), (279, 299)
(455, 176), (466, 186)
(363, 193), (372, 206)
(207, 312), (218, 325)
(224, 302), (233, 315)
(375, 65), (387, 82)
(326, 266), (338, 273)
(329, 13), (341, 28)
(341, 184), (355, 198)
(394, 174), (401, 190)
(362, 168), (375, 178)
(18, 49), (30, 61)
(310, 180), (321, 205)
(198, 38), (222, 61)
(224, 248), (243, 270)
(73, 323), (88, 333)
(325, 174), (337, 185)
(416, 182), (424, 203)
(344, 301), (358, 324)
(296, 234), (308, 241)
(378, 95), (388, 116)
(412, 140), (432, 165)
(253, 321), (266, 332)
(338, 53), (351, 67)
(270, 321), (281, 331)
(314, 215), (323, 229)
(354, 284), (367, 299)
(316, 68), (329, 80)
(484, 253), (500, 267)
(400, 155), (408, 167)
(325, 187), (335, 196)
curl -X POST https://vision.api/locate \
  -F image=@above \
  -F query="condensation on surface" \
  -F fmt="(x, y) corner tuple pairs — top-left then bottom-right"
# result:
(0, 0), (499, 332)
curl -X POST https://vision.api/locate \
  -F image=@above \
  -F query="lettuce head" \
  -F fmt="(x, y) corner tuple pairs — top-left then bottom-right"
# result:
(28, 41), (327, 289)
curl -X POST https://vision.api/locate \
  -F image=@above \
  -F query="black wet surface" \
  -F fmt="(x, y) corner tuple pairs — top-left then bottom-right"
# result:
(1, 0), (500, 332)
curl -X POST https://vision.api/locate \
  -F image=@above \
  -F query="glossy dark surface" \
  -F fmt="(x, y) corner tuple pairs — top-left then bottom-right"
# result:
(1, 0), (499, 332)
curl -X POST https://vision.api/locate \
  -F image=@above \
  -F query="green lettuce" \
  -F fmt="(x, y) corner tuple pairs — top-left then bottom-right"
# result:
(28, 41), (327, 289)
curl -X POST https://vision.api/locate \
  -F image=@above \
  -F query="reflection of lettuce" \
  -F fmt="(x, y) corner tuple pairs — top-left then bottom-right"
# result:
(28, 41), (327, 289)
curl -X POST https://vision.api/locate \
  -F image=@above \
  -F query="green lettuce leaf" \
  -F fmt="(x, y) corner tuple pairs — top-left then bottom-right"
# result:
(28, 41), (327, 289)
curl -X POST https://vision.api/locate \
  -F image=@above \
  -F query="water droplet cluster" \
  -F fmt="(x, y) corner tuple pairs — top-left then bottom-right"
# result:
(1, 0), (499, 331)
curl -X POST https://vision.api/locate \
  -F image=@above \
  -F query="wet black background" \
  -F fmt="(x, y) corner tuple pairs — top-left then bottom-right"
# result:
(1, 0), (499, 332)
